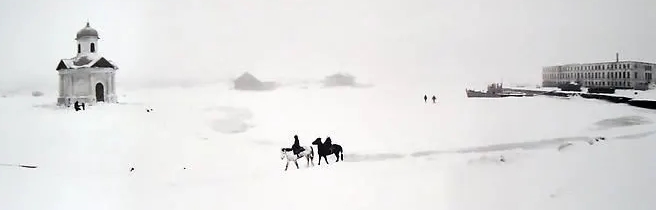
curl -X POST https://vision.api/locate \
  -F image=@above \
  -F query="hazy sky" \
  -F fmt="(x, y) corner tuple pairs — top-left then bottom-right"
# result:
(1, 0), (656, 90)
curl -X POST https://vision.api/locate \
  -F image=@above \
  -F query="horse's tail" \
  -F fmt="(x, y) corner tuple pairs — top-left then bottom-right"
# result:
(340, 146), (344, 161)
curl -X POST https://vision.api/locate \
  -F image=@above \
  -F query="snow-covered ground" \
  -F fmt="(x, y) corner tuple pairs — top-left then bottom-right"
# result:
(2, 82), (656, 210)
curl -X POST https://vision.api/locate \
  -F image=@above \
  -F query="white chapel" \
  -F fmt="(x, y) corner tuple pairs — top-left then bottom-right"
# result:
(56, 22), (118, 106)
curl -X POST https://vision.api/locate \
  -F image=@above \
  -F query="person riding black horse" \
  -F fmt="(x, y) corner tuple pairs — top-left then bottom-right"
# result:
(291, 135), (305, 158)
(325, 137), (333, 149)
(311, 137), (343, 164)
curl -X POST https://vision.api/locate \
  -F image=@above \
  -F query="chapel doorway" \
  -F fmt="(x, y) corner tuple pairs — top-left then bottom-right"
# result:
(95, 83), (105, 102)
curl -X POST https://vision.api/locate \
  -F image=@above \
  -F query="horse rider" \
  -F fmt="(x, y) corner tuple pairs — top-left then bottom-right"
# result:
(291, 135), (305, 158)
(325, 137), (333, 148)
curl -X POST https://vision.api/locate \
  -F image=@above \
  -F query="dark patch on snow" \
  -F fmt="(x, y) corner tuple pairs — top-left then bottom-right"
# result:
(455, 137), (591, 153)
(31, 91), (44, 97)
(410, 150), (447, 157)
(211, 120), (253, 134)
(557, 142), (574, 151)
(206, 106), (254, 134)
(32, 104), (65, 110)
(342, 153), (405, 162)
(466, 154), (509, 165)
(613, 130), (656, 140)
(592, 115), (652, 130)
(411, 136), (591, 157)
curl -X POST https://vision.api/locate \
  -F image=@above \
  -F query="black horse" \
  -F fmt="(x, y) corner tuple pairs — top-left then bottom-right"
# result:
(311, 137), (344, 165)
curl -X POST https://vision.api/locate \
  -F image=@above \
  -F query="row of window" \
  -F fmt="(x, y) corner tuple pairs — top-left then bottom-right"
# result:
(544, 71), (639, 80)
(568, 63), (634, 71)
(583, 81), (632, 87)
(544, 63), (638, 72)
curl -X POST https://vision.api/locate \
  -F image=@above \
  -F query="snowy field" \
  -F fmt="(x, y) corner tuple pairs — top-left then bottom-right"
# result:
(2, 82), (656, 210)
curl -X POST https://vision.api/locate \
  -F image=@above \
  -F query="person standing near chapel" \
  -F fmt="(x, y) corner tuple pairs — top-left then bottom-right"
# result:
(73, 101), (81, 111)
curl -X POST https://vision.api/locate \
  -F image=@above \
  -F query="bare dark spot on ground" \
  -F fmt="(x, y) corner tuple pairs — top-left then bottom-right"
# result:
(593, 116), (652, 130)
(342, 153), (405, 162)
(411, 136), (591, 157)
(613, 130), (656, 140)
(206, 106), (254, 134)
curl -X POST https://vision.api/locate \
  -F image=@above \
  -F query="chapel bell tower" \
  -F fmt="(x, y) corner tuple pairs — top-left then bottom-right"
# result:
(76, 21), (99, 57)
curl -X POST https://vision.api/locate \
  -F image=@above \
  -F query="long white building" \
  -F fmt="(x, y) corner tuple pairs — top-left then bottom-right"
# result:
(542, 55), (655, 89)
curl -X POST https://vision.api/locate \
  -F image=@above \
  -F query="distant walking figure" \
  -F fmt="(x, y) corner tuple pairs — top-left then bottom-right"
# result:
(432, 95), (437, 103)
(424, 95), (428, 103)
(81, 102), (86, 110)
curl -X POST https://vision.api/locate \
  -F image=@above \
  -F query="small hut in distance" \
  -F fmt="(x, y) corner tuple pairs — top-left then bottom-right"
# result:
(233, 72), (277, 91)
(322, 73), (357, 87)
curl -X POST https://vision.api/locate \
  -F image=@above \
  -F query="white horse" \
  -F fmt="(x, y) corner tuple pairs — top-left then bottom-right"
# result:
(280, 146), (314, 171)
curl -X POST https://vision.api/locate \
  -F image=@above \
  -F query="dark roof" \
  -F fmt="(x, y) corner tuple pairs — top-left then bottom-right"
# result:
(544, 60), (656, 69)
(56, 55), (118, 71)
(233, 72), (279, 91)
(76, 22), (99, 40)
(235, 72), (261, 84)
(91, 58), (115, 68)
(323, 73), (356, 87)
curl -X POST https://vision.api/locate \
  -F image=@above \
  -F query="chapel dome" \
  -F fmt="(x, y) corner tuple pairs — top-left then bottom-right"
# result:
(76, 22), (99, 40)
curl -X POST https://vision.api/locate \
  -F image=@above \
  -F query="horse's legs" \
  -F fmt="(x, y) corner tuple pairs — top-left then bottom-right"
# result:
(334, 152), (340, 162)
(324, 156), (329, 164)
(318, 155), (322, 165)
(294, 160), (299, 169)
(285, 161), (289, 171)
(311, 155), (315, 166)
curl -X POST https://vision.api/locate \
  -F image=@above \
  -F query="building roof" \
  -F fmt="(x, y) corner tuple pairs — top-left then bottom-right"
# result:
(233, 72), (280, 91)
(323, 73), (356, 87)
(235, 72), (261, 84)
(544, 60), (656, 69)
(56, 54), (118, 71)
(76, 22), (99, 40)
